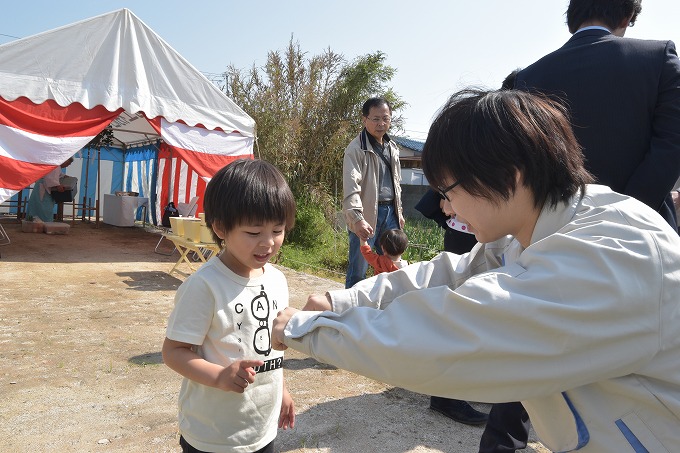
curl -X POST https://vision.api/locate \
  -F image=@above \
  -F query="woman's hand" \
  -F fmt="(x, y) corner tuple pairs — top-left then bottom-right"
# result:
(303, 294), (332, 312)
(272, 307), (300, 351)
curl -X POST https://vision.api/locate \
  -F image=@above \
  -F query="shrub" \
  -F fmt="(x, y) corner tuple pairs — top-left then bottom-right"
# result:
(287, 198), (331, 249)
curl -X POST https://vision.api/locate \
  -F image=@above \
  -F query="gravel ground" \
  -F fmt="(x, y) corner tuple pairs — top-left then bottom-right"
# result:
(0, 219), (548, 452)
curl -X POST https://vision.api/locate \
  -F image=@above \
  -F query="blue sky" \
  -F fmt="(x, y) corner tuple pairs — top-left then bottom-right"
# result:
(2, 1), (679, 138)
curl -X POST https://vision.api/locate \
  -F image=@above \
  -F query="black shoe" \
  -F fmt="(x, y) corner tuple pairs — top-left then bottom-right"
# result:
(429, 396), (488, 426)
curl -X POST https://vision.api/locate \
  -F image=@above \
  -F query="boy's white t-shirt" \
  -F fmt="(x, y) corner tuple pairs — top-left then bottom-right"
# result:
(166, 257), (288, 453)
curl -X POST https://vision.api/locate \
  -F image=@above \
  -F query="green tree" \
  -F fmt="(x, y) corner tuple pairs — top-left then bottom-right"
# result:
(224, 37), (405, 213)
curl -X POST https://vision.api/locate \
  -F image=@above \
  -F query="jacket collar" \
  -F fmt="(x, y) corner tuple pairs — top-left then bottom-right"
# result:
(530, 188), (584, 244)
(360, 128), (391, 151)
(565, 28), (612, 45)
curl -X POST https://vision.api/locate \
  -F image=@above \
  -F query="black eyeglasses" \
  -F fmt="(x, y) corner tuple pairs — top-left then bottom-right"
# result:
(367, 116), (391, 124)
(437, 180), (460, 201)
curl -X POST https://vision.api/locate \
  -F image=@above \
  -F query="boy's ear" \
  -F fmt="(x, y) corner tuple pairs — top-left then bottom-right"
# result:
(211, 221), (226, 240)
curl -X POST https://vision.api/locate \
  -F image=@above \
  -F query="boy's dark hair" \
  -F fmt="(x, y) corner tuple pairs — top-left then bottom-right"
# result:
(203, 159), (296, 245)
(362, 97), (392, 117)
(566, 0), (642, 33)
(422, 89), (593, 210)
(380, 229), (408, 256)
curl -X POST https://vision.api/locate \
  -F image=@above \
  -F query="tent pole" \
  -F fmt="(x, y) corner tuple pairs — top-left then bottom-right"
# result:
(96, 147), (101, 228)
(82, 148), (90, 222)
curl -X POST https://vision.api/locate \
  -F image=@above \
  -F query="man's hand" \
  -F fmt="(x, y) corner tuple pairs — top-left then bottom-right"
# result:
(272, 307), (300, 351)
(354, 219), (374, 241)
(303, 293), (332, 311)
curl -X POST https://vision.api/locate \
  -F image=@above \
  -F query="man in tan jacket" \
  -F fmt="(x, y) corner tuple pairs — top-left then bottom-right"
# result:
(342, 97), (404, 289)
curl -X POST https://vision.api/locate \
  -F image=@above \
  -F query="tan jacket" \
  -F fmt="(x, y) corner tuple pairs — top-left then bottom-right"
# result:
(342, 129), (402, 233)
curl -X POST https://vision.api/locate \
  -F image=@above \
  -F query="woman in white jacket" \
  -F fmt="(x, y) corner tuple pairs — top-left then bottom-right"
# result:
(272, 89), (680, 452)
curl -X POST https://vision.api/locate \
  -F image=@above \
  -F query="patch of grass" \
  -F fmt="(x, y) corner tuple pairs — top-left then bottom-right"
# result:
(278, 197), (348, 282)
(298, 434), (320, 449)
(278, 197), (445, 281)
(402, 217), (445, 262)
(278, 230), (347, 283)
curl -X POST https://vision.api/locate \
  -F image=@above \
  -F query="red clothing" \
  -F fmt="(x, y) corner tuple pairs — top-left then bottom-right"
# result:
(360, 244), (406, 274)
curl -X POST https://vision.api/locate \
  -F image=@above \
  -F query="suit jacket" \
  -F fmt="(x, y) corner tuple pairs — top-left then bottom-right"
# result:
(515, 29), (680, 228)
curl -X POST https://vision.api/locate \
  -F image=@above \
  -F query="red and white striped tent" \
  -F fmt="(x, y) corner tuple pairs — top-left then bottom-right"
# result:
(0, 8), (255, 221)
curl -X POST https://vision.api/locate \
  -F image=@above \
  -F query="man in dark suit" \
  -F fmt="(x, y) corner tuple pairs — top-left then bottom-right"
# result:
(514, 0), (680, 230)
(414, 189), (488, 426)
(480, 1), (680, 452)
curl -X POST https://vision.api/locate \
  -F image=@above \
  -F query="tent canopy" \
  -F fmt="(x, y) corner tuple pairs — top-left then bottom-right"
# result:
(0, 8), (254, 135)
(0, 8), (255, 205)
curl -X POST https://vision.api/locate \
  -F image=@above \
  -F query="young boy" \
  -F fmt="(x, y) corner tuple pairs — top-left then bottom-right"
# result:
(359, 229), (408, 275)
(162, 159), (296, 453)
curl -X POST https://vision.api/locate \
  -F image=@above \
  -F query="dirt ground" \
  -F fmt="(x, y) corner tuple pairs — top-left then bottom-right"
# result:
(0, 218), (549, 453)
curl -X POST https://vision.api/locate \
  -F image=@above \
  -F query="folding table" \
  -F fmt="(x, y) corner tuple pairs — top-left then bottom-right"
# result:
(162, 233), (220, 276)
(102, 194), (149, 227)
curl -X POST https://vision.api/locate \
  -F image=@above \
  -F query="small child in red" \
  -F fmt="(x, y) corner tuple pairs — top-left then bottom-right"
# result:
(360, 229), (409, 274)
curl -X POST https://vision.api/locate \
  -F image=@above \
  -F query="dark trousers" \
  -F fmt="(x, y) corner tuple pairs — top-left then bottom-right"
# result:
(180, 436), (275, 453)
(660, 193), (678, 232)
(478, 402), (530, 453)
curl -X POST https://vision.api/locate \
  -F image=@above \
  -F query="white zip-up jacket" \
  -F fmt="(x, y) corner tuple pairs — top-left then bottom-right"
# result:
(284, 185), (680, 452)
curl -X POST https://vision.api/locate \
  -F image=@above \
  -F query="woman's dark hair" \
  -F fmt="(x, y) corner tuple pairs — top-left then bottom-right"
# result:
(422, 89), (593, 210)
(566, 0), (642, 33)
(380, 229), (408, 256)
(501, 69), (521, 90)
(362, 97), (392, 117)
(203, 159), (296, 245)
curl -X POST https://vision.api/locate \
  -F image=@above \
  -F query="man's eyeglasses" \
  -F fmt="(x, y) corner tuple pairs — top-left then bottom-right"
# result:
(367, 116), (391, 124)
(437, 180), (460, 201)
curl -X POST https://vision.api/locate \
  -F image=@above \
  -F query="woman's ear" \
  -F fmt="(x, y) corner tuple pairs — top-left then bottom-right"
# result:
(515, 169), (524, 187)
